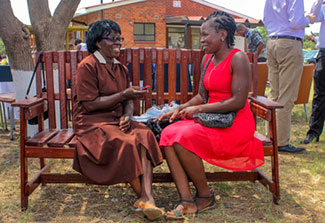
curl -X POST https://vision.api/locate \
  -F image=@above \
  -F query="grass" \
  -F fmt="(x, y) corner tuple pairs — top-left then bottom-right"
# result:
(0, 91), (324, 222)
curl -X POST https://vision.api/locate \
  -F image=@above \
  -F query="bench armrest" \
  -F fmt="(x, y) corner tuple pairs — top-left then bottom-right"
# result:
(249, 96), (283, 109)
(12, 97), (45, 108)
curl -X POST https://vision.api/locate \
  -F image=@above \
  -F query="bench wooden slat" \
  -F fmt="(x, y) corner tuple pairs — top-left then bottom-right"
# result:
(26, 129), (59, 146)
(180, 50), (189, 104)
(132, 48), (141, 115)
(26, 146), (75, 158)
(58, 51), (68, 129)
(168, 49), (177, 103)
(44, 52), (56, 129)
(47, 129), (75, 147)
(68, 135), (77, 148)
(144, 48), (153, 110)
(192, 50), (202, 96)
(156, 49), (164, 105)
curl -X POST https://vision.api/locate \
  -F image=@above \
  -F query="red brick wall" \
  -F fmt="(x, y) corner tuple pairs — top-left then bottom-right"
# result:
(74, 0), (241, 48)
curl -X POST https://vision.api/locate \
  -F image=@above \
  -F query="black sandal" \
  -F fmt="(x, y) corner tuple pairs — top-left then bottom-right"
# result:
(194, 193), (217, 213)
(166, 200), (197, 220)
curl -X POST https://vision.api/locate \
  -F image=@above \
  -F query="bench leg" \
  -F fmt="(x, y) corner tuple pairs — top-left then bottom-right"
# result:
(1, 102), (8, 131)
(21, 155), (28, 211)
(9, 106), (14, 140)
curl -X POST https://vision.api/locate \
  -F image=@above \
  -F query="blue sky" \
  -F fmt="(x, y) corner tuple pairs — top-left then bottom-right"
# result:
(9, 0), (320, 34)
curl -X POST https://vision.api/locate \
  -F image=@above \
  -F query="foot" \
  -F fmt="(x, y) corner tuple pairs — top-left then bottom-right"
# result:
(194, 193), (217, 213)
(278, 144), (306, 153)
(166, 200), (197, 220)
(302, 134), (319, 144)
(132, 200), (165, 220)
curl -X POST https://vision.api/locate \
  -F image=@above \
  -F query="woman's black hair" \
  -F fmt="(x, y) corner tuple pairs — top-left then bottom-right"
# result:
(86, 19), (121, 53)
(205, 11), (236, 48)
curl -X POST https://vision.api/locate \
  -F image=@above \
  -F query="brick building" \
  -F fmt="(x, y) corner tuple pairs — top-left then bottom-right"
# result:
(73, 0), (262, 49)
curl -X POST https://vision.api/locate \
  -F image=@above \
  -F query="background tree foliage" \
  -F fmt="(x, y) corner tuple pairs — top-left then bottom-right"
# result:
(0, 39), (6, 55)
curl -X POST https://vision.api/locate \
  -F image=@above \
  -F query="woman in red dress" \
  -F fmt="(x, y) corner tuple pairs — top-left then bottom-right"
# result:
(159, 11), (264, 220)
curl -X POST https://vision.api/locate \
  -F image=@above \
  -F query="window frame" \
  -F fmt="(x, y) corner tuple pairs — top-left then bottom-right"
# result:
(134, 22), (156, 42)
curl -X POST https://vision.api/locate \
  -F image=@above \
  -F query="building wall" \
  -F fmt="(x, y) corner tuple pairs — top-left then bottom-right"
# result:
(75, 0), (167, 48)
(165, 0), (240, 19)
(74, 0), (242, 48)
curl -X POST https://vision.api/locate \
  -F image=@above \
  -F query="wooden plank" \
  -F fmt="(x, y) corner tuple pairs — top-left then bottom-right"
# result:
(70, 51), (78, 129)
(144, 48), (153, 110)
(41, 173), (95, 184)
(132, 48), (141, 115)
(24, 101), (47, 121)
(192, 50), (202, 96)
(47, 129), (75, 147)
(68, 135), (77, 148)
(26, 164), (51, 195)
(168, 49), (177, 103)
(26, 129), (59, 146)
(25, 146), (75, 158)
(156, 49), (164, 105)
(58, 51), (68, 128)
(44, 52), (56, 129)
(180, 50), (189, 103)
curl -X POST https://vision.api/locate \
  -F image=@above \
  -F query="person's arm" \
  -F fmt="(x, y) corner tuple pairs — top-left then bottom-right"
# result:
(310, 0), (324, 23)
(178, 51), (250, 119)
(288, 0), (315, 29)
(256, 42), (265, 57)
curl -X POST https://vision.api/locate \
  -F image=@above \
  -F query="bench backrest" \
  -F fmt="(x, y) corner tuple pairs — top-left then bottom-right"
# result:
(34, 49), (257, 129)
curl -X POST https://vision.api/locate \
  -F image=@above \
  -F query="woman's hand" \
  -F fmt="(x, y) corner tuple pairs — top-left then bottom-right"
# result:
(178, 106), (201, 119)
(157, 107), (182, 123)
(121, 86), (148, 100)
(119, 115), (131, 133)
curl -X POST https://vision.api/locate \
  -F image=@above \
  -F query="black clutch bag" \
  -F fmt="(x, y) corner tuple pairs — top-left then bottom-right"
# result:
(193, 112), (236, 128)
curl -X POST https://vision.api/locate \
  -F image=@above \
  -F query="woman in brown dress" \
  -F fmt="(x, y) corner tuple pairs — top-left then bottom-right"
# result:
(72, 19), (164, 220)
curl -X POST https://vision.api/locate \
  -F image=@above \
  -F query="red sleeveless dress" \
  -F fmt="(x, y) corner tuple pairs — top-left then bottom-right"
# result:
(159, 49), (264, 171)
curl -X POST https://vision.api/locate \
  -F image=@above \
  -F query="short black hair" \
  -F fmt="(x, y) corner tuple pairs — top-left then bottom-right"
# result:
(86, 19), (121, 53)
(74, 38), (82, 46)
(205, 11), (236, 48)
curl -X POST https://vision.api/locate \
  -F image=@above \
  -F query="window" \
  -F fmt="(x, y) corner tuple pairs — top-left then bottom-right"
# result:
(167, 27), (185, 49)
(134, 23), (155, 41)
(173, 1), (181, 8)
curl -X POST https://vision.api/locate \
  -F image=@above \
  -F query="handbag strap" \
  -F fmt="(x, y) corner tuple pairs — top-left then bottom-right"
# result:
(25, 52), (45, 99)
(200, 54), (214, 104)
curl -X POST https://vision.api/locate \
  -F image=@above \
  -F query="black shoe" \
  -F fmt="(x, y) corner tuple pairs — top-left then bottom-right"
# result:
(278, 144), (306, 153)
(303, 134), (320, 144)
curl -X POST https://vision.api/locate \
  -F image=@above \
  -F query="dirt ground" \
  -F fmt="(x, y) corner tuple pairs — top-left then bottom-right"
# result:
(0, 119), (324, 223)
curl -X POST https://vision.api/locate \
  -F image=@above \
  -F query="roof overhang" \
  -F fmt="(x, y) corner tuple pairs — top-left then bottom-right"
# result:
(165, 16), (264, 28)
(74, 0), (147, 17)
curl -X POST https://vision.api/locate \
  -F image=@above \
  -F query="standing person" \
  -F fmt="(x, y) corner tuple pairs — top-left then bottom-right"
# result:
(74, 38), (88, 51)
(263, 0), (316, 153)
(158, 11), (264, 220)
(72, 19), (165, 221)
(303, 0), (325, 144)
(236, 23), (267, 62)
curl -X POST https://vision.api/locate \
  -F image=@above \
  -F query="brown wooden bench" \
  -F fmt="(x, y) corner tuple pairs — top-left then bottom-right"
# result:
(13, 49), (283, 211)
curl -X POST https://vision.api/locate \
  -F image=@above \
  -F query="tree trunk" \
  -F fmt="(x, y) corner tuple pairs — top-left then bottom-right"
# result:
(0, 0), (33, 70)
(28, 0), (81, 51)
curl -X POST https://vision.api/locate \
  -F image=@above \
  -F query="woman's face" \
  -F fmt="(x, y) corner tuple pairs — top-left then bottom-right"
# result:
(200, 20), (227, 54)
(96, 30), (122, 59)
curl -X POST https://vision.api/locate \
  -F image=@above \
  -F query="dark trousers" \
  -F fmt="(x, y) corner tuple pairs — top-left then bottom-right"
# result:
(307, 50), (325, 136)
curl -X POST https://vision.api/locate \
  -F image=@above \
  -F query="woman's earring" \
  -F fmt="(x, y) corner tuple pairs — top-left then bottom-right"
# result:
(221, 38), (225, 42)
